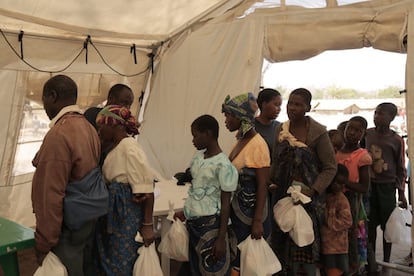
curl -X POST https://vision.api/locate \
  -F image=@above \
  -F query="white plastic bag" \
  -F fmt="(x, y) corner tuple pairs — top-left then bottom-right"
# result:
(288, 184), (312, 204)
(273, 196), (314, 247)
(290, 205), (314, 247)
(385, 206), (411, 246)
(33, 252), (68, 276)
(157, 201), (189, 261)
(273, 197), (295, 232)
(237, 236), (281, 276)
(132, 243), (163, 276)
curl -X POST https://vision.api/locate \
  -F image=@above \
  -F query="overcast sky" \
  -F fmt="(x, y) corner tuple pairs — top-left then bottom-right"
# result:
(262, 47), (406, 92)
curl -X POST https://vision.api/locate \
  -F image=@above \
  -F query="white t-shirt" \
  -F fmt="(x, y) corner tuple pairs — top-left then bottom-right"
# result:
(103, 137), (155, 193)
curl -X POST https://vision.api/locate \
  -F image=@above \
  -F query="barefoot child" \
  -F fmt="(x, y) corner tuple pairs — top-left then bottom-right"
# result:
(175, 114), (238, 275)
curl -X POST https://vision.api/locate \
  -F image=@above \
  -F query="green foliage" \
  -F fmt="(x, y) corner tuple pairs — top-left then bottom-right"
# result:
(375, 85), (404, 98)
(325, 85), (359, 99)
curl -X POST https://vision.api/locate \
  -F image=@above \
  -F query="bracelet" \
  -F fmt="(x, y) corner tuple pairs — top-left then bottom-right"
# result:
(142, 222), (153, 226)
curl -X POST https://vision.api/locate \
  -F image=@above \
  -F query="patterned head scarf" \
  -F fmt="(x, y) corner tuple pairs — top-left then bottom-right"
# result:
(96, 105), (140, 136)
(222, 92), (258, 139)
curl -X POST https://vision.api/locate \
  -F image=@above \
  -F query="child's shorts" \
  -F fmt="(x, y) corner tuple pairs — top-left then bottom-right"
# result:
(368, 181), (396, 230)
(322, 253), (349, 274)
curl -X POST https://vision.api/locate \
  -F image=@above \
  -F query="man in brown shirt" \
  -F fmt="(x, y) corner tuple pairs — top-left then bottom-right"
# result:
(32, 75), (100, 275)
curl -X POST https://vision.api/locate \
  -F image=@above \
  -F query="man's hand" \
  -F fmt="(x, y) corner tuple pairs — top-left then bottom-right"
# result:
(398, 189), (408, 209)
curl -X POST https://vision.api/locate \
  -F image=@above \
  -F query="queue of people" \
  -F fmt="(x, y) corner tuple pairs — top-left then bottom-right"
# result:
(31, 74), (409, 276)
(32, 75), (157, 276)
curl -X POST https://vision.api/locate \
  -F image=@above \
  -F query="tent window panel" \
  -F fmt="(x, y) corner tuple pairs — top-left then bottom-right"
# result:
(284, 0), (326, 8)
(337, 0), (370, 5)
(13, 141), (43, 176)
(12, 99), (49, 176)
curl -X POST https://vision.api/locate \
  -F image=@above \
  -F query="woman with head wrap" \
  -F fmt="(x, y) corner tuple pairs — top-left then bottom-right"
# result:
(222, 92), (271, 275)
(94, 105), (156, 275)
(269, 88), (337, 276)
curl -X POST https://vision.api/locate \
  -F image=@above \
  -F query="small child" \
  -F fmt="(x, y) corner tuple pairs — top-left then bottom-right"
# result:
(175, 114), (238, 275)
(337, 120), (349, 138)
(328, 129), (344, 153)
(321, 164), (353, 276)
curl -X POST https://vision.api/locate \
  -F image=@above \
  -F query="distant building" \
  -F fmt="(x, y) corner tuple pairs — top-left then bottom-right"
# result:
(310, 98), (405, 115)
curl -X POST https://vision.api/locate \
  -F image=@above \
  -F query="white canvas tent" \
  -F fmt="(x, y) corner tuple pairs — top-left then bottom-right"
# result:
(0, 0), (413, 240)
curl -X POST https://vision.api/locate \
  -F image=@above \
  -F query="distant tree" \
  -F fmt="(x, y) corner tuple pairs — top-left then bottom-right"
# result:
(324, 85), (358, 99)
(375, 85), (404, 98)
(312, 88), (325, 99)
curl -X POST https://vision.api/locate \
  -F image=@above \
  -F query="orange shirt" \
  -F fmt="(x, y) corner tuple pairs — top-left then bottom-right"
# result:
(231, 133), (270, 171)
(336, 148), (372, 186)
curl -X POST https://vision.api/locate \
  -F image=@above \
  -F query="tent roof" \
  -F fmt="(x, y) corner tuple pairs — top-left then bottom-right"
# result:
(0, 0), (240, 46)
(0, 0), (373, 47)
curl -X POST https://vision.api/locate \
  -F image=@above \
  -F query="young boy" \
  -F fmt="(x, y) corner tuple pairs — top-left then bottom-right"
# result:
(175, 114), (238, 275)
(364, 102), (407, 273)
(321, 164), (353, 276)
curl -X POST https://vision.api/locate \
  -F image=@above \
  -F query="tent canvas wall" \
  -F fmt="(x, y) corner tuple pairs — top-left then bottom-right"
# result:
(0, 0), (413, 243)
